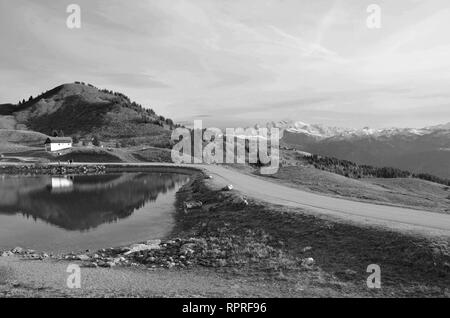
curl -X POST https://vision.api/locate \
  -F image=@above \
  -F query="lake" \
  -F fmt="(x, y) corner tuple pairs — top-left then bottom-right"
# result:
(0, 172), (190, 253)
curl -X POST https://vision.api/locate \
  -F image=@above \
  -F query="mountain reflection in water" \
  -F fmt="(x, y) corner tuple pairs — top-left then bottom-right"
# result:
(0, 173), (189, 231)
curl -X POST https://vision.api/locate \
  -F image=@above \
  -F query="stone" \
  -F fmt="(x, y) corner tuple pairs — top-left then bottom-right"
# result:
(1, 251), (13, 257)
(301, 246), (312, 253)
(81, 262), (98, 268)
(77, 254), (90, 261)
(217, 259), (227, 267)
(232, 196), (248, 207)
(301, 257), (315, 267)
(11, 247), (24, 254)
(222, 185), (234, 191)
(124, 240), (161, 255)
(184, 201), (203, 210)
(146, 257), (156, 263)
(180, 243), (196, 255)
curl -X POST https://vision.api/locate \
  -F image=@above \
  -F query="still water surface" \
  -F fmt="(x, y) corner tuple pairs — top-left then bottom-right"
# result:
(0, 172), (190, 253)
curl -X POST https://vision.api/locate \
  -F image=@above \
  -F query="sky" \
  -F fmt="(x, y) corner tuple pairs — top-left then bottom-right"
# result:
(1, 0), (449, 128)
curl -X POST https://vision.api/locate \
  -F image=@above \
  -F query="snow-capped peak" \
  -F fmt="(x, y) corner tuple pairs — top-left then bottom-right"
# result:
(267, 120), (450, 140)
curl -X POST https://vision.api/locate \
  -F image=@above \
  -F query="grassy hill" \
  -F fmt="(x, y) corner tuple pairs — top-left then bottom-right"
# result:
(3, 82), (175, 148)
(240, 148), (450, 214)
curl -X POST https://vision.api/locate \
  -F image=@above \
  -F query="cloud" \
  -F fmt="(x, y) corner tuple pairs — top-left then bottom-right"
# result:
(0, 0), (449, 128)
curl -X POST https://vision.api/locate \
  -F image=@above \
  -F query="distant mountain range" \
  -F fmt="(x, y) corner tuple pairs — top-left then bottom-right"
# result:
(273, 120), (450, 178)
(0, 82), (174, 147)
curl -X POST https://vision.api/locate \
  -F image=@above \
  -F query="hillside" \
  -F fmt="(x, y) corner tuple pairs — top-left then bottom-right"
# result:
(1, 83), (175, 148)
(242, 148), (450, 214)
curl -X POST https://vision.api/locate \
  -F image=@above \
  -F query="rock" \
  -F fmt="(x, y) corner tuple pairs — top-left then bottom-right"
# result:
(167, 262), (176, 268)
(11, 247), (24, 254)
(146, 257), (156, 263)
(81, 262), (98, 268)
(124, 240), (161, 256)
(1, 251), (13, 257)
(301, 257), (315, 267)
(217, 259), (227, 267)
(11, 281), (21, 288)
(98, 261), (116, 268)
(222, 185), (234, 191)
(77, 254), (90, 261)
(113, 257), (126, 264)
(301, 246), (312, 253)
(183, 201), (203, 210)
(180, 243), (196, 255)
(232, 196), (248, 207)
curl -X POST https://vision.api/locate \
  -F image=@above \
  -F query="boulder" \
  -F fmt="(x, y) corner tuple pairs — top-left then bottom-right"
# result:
(301, 257), (315, 267)
(1, 251), (13, 257)
(183, 201), (203, 210)
(222, 185), (234, 191)
(76, 254), (91, 261)
(124, 240), (161, 256)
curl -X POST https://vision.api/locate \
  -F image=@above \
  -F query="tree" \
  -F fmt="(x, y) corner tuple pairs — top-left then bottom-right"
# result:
(92, 135), (101, 147)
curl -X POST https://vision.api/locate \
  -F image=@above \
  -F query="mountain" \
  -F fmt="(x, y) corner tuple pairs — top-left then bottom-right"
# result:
(0, 82), (175, 147)
(278, 120), (450, 178)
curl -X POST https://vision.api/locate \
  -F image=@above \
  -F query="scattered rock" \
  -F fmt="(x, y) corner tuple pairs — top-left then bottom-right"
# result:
(231, 196), (248, 207)
(12, 247), (24, 254)
(222, 185), (234, 191)
(81, 262), (98, 268)
(77, 254), (90, 261)
(1, 251), (13, 257)
(301, 257), (315, 267)
(183, 201), (203, 210)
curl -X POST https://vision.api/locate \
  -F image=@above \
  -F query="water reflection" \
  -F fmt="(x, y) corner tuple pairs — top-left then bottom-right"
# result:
(0, 173), (189, 231)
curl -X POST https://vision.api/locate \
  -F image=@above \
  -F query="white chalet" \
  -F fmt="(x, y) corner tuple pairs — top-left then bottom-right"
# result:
(44, 137), (73, 152)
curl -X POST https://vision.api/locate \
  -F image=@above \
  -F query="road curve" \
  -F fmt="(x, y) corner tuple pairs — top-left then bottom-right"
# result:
(201, 165), (450, 235)
(5, 162), (450, 235)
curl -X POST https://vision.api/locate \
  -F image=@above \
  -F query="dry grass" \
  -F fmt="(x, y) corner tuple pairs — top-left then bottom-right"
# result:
(172, 175), (450, 297)
(249, 164), (450, 214)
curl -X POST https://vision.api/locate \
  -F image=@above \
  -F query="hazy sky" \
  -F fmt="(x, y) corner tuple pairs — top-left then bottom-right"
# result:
(1, 0), (449, 128)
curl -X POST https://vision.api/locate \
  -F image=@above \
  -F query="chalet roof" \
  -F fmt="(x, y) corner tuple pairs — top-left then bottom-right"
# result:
(45, 137), (73, 144)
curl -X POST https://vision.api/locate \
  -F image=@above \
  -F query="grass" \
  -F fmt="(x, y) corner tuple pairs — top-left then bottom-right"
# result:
(3, 147), (123, 163)
(132, 147), (173, 163)
(56, 148), (123, 163)
(172, 174), (450, 297)
(256, 165), (450, 214)
(0, 130), (49, 146)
